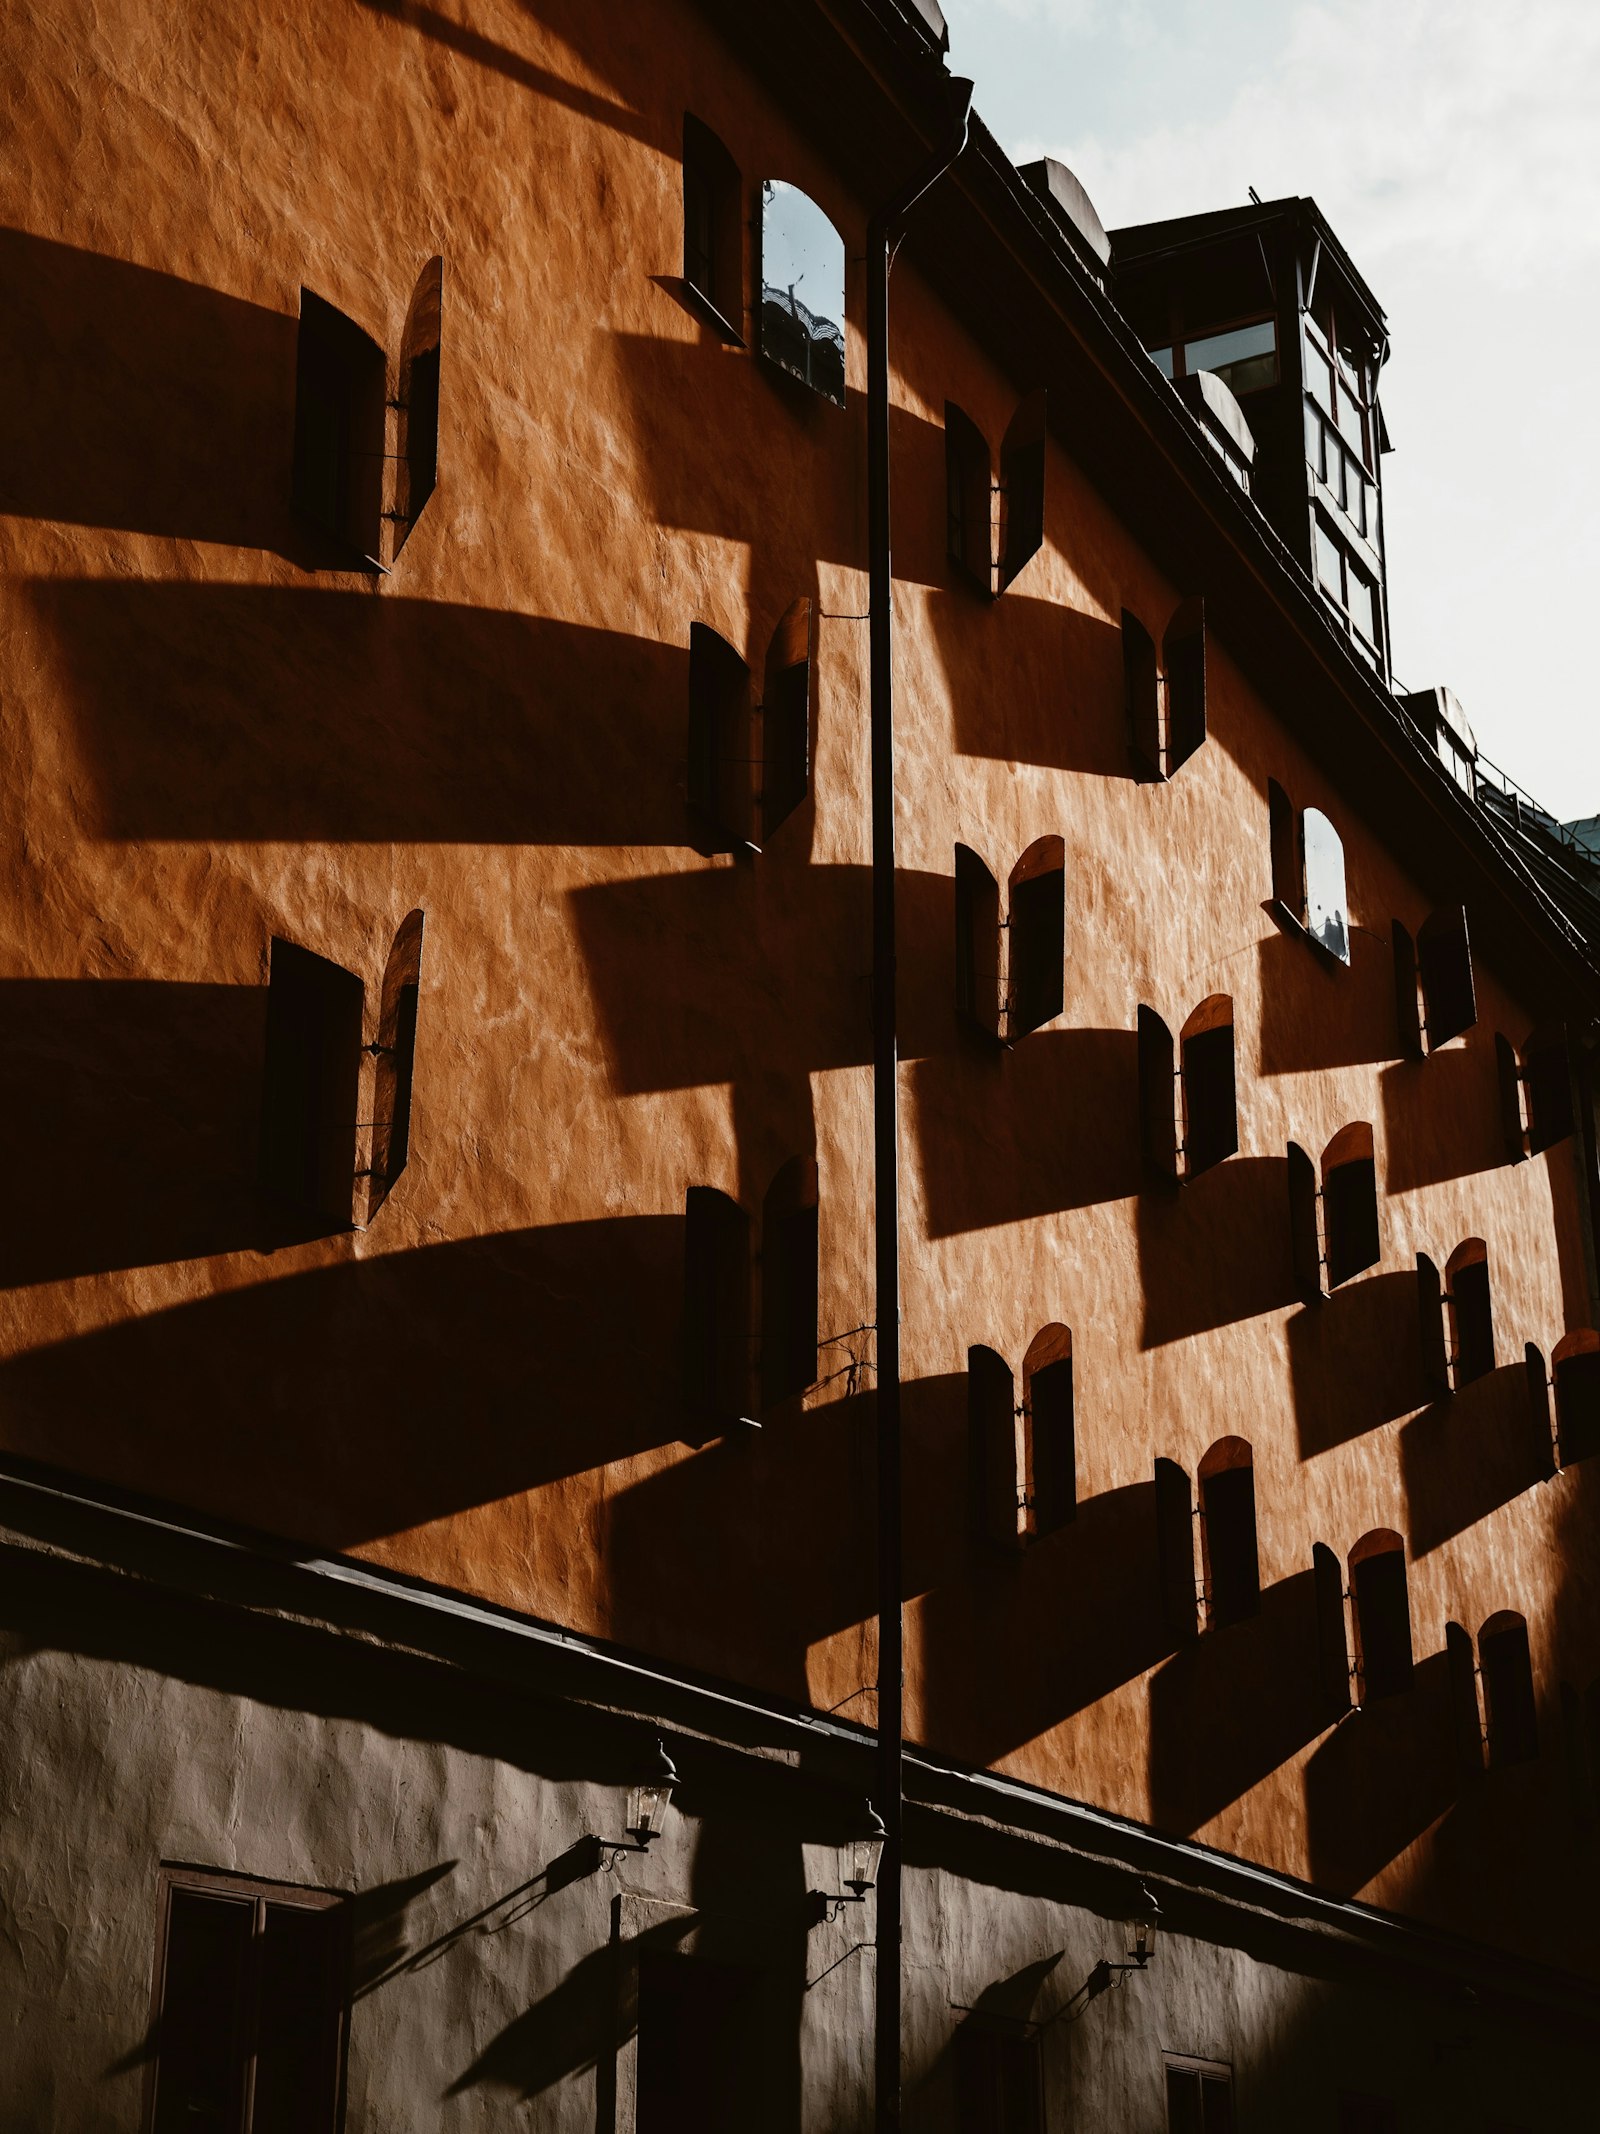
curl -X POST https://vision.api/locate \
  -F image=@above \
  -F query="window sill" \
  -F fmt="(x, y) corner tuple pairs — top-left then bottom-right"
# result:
(677, 277), (745, 348)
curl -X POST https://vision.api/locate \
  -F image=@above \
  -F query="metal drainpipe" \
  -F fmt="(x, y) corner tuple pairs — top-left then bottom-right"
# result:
(866, 72), (973, 2134)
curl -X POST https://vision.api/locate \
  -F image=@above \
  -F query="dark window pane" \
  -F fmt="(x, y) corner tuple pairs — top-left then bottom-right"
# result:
(1324, 1157), (1379, 1288)
(687, 623), (753, 852)
(1557, 1347), (1600, 1464)
(153, 1890), (252, 2134)
(1201, 2073), (1235, 2134)
(636, 1956), (762, 2134)
(1418, 906), (1477, 1048)
(1166, 2066), (1204, 2134)
(1525, 1033), (1573, 1153)
(955, 2025), (1043, 2134)
(252, 1902), (344, 2134)
(258, 938), (364, 1228)
(1452, 1258), (1494, 1385)
(1481, 1619), (1538, 1768)
(946, 402), (993, 589)
(291, 291), (386, 563)
(1354, 1548), (1413, 1700)
(1182, 1022), (1236, 1176)
(1203, 1464), (1259, 1627)
(1028, 1356), (1075, 1535)
(1008, 858), (1064, 1039)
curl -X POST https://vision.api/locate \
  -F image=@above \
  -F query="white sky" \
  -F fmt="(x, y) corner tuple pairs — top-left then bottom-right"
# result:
(942, 0), (1600, 818)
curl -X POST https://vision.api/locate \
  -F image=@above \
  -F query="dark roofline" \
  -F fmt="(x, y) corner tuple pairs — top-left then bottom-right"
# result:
(1110, 194), (1389, 330)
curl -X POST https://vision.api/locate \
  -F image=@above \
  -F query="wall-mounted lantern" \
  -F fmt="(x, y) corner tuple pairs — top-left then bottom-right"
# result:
(1126, 1883), (1162, 1968)
(812, 1801), (887, 1923)
(627, 1739), (679, 1848)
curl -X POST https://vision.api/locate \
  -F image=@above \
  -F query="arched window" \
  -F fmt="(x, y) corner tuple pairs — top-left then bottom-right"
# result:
(1179, 995), (1237, 1177)
(1553, 1329), (1600, 1465)
(1020, 1325), (1074, 1538)
(1479, 1611), (1538, 1768)
(366, 909), (424, 1221)
(1349, 1530), (1412, 1703)
(1302, 808), (1350, 965)
(758, 181), (845, 406)
(968, 1344), (1020, 1553)
(687, 603), (812, 853)
(1122, 599), (1208, 780)
(1198, 1438), (1259, 1629)
(683, 1186), (751, 1432)
(1445, 1239), (1494, 1387)
(1006, 837), (1065, 1040)
(1321, 1123), (1379, 1287)
(393, 256), (442, 552)
(760, 1157), (818, 1406)
(943, 391), (1049, 598)
(682, 114), (742, 336)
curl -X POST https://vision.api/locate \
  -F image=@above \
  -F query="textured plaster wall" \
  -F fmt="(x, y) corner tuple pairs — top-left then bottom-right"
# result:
(2, 0), (1599, 1977)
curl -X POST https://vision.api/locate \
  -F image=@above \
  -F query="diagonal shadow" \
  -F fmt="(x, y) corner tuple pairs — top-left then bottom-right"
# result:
(909, 1029), (1142, 1237)
(1138, 1154), (1300, 1349)
(1302, 1648), (1457, 1897)
(1380, 1043), (1506, 1192)
(1255, 920), (1400, 1076)
(30, 579), (693, 846)
(0, 1217), (686, 1549)
(0, 980), (268, 1289)
(0, 226), (307, 556)
(1147, 1568), (1331, 1838)
(1288, 1271), (1427, 1460)
(1399, 1363), (1553, 1557)
(913, 1479), (1171, 1769)
(928, 588), (1129, 777)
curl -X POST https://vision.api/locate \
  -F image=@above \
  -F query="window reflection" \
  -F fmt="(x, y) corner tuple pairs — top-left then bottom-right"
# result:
(1182, 317), (1277, 395)
(759, 180), (846, 406)
(1302, 808), (1350, 964)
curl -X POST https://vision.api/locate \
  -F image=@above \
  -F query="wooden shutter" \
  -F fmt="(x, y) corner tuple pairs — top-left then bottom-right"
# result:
(1287, 1141), (1323, 1301)
(1163, 595), (1207, 773)
(761, 597), (812, 837)
(1138, 1006), (1178, 1179)
(1391, 920), (1422, 1058)
(944, 401), (993, 592)
(1556, 1342), (1600, 1465)
(1312, 1542), (1351, 1721)
(683, 1186), (751, 1431)
(687, 623), (754, 851)
(1155, 1457), (1197, 1644)
(1006, 837), (1065, 1040)
(1416, 1253), (1450, 1398)
(969, 1345), (1020, 1552)
(1446, 1621), (1484, 1778)
(1495, 1033), (1527, 1163)
(1122, 609), (1161, 778)
(998, 388), (1047, 590)
(258, 937), (364, 1229)
(252, 1900), (346, 2132)
(395, 255), (443, 547)
(1524, 1343), (1556, 1479)
(1525, 1027), (1575, 1153)
(367, 907), (424, 1218)
(955, 845), (1003, 1042)
(1418, 905), (1477, 1048)
(1267, 780), (1302, 918)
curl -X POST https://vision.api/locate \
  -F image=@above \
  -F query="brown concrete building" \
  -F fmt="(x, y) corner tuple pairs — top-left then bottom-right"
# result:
(3, 0), (1599, 2125)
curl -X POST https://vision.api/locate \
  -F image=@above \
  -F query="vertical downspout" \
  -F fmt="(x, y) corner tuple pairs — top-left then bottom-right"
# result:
(865, 73), (973, 2134)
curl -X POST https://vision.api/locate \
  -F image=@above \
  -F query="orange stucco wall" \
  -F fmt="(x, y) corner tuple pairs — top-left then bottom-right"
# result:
(4, 0), (1598, 1970)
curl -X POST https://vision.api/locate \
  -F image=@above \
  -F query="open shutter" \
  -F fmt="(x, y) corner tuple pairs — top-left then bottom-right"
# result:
(1525, 1027), (1575, 1153)
(1445, 1622), (1484, 1778)
(1138, 1006), (1178, 1179)
(394, 256), (443, 551)
(291, 290), (387, 566)
(955, 845), (1003, 1042)
(1267, 780), (1303, 919)
(1028, 1356), (1075, 1535)
(367, 907), (425, 1220)
(944, 401), (994, 593)
(1555, 1341), (1600, 1465)
(1524, 1344), (1556, 1479)
(1122, 610), (1162, 779)
(998, 388), (1047, 590)
(258, 938), (364, 1230)
(1418, 905), (1477, 1048)
(1006, 836), (1065, 1041)
(1287, 1141), (1323, 1301)
(1312, 1542), (1351, 1722)
(1416, 1253), (1450, 1398)
(687, 623), (754, 852)
(761, 598), (812, 837)
(969, 1345), (1020, 1552)
(1495, 1034), (1526, 1164)
(1155, 1457), (1197, 1644)
(1391, 921), (1422, 1059)
(683, 1186), (751, 1432)
(1163, 596), (1207, 773)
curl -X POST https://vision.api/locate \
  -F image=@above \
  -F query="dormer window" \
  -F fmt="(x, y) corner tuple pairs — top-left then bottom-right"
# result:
(682, 115), (743, 340)
(1122, 598), (1207, 781)
(1150, 315), (1278, 399)
(758, 181), (845, 406)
